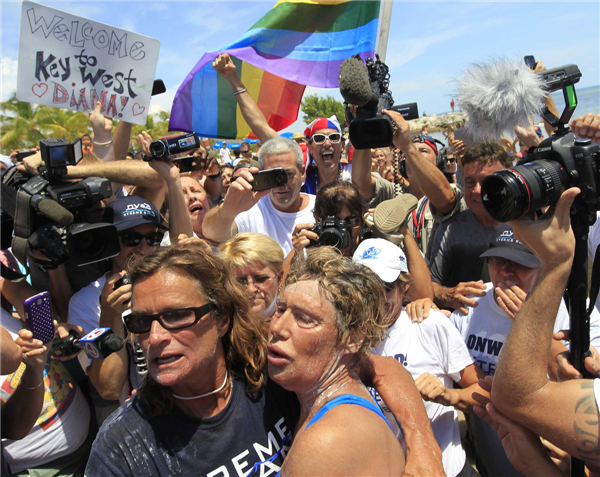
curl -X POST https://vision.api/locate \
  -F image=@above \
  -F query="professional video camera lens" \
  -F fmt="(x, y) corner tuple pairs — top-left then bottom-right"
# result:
(482, 160), (568, 222)
(66, 223), (120, 266)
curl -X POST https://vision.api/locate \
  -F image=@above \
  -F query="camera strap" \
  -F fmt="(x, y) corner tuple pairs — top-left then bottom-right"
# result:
(11, 190), (33, 274)
(588, 245), (600, 317)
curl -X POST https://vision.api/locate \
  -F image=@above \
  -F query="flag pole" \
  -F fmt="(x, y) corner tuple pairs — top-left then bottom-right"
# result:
(376, 0), (393, 62)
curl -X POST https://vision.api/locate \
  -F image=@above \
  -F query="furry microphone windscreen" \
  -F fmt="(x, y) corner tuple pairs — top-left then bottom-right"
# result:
(456, 58), (546, 141)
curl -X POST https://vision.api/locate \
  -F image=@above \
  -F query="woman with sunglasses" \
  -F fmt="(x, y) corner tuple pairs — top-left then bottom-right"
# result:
(86, 244), (444, 477)
(220, 233), (284, 318)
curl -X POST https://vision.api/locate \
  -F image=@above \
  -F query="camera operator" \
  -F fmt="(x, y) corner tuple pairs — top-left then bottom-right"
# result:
(491, 187), (600, 471)
(351, 109), (463, 257)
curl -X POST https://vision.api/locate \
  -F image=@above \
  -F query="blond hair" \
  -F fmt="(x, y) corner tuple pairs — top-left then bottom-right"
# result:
(219, 233), (284, 277)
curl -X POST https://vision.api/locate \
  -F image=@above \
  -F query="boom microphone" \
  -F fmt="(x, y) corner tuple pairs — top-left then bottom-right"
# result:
(339, 56), (373, 107)
(456, 58), (545, 141)
(31, 195), (74, 226)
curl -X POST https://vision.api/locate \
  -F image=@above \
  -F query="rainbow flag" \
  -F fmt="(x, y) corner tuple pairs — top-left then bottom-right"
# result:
(170, 0), (381, 139)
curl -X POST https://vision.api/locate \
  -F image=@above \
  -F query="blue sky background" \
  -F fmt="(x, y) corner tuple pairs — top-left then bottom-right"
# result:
(1, 0), (599, 136)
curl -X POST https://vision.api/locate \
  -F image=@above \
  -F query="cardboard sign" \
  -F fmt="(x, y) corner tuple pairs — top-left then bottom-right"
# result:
(17, 1), (160, 125)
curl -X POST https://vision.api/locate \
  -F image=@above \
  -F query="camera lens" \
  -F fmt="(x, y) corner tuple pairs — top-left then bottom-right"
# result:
(482, 160), (567, 222)
(149, 140), (167, 159)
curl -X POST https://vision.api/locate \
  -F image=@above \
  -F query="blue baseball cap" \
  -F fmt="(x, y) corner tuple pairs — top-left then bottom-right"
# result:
(104, 196), (166, 232)
(480, 224), (539, 269)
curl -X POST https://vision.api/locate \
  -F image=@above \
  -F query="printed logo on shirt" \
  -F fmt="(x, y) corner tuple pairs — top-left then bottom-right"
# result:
(467, 334), (504, 376)
(393, 352), (408, 367)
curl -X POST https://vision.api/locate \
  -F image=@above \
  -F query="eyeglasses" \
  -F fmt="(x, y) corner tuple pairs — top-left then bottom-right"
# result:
(236, 275), (276, 288)
(124, 303), (216, 334)
(486, 257), (532, 271)
(240, 149), (251, 154)
(119, 231), (164, 247)
(312, 133), (342, 145)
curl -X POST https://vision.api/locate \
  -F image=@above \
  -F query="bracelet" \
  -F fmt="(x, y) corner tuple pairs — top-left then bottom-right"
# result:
(22, 379), (44, 390)
(93, 139), (113, 146)
(233, 88), (247, 96)
(207, 170), (222, 180)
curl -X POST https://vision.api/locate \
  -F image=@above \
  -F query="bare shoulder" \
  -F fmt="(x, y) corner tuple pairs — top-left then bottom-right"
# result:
(283, 404), (404, 476)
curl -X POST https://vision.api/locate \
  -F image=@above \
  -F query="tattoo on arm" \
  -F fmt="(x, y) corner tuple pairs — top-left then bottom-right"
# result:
(574, 381), (600, 464)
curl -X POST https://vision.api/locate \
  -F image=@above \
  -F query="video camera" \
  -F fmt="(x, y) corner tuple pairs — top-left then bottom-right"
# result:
(339, 54), (419, 149)
(1, 139), (120, 271)
(481, 64), (599, 223)
(308, 216), (351, 249)
(145, 133), (201, 161)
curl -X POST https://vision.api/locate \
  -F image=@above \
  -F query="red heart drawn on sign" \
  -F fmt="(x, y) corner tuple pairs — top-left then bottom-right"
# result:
(32, 83), (48, 98)
(132, 103), (145, 116)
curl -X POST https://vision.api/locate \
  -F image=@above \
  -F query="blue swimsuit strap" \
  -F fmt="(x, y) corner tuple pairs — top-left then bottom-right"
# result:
(305, 394), (394, 433)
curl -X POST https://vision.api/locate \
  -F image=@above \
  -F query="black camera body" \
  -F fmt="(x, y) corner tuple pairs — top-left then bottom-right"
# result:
(341, 55), (419, 150)
(481, 64), (599, 223)
(147, 133), (200, 161)
(39, 138), (83, 177)
(308, 216), (351, 249)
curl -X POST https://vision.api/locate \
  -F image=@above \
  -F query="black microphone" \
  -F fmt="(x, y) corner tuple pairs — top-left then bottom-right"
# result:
(52, 327), (124, 359)
(31, 195), (74, 226)
(339, 56), (373, 107)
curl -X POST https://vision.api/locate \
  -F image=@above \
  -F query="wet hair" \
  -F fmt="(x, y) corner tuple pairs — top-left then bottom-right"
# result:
(129, 244), (267, 416)
(219, 233), (284, 277)
(462, 141), (513, 169)
(313, 181), (367, 223)
(284, 247), (389, 367)
(258, 136), (303, 172)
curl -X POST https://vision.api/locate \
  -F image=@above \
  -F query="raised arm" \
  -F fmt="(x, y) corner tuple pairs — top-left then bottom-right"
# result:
(351, 147), (378, 201)
(383, 109), (457, 215)
(89, 101), (116, 162)
(402, 225), (434, 302)
(202, 168), (269, 243)
(212, 53), (278, 143)
(492, 188), (600, 466)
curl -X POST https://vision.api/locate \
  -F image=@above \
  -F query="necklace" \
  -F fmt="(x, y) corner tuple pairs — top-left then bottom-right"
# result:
(315, 162), (343, 192)
(172, 370), (229, 400)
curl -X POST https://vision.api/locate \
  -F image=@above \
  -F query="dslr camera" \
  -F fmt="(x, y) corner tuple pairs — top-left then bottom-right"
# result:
(146, 133), (201, 161)
(482, 65), (599, 223)
(308, 216), (351, 249)
(339, 54), (419, 149)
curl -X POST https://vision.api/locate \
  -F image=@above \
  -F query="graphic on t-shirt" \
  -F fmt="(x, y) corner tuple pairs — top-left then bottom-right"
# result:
(1, 358), (76, 430)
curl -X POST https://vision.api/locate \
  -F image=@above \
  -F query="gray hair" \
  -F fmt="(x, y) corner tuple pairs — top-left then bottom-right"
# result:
(258, 136), (303, 171)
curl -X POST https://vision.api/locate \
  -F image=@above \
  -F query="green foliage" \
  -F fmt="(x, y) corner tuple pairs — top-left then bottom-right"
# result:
(300, 94), (345, 128)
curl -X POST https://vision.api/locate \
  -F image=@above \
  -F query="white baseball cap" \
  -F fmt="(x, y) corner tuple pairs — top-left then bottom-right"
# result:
(352, 238), (408, 283)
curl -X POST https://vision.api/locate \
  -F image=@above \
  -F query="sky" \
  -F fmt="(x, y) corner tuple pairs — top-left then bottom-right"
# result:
(1, 0), (599, 137)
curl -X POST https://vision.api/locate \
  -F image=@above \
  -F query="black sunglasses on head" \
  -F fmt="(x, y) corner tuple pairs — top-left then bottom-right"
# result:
(119, 231), (164, 247)
(124, 303), (216, 334)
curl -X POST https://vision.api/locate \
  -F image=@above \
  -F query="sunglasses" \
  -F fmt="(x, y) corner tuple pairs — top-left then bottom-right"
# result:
(383, 280), (397, 293)
(312, 133), (342, 145)
(314, 215), (362, 228)
(236, 275), (276, 288)
(486, 257), (532, 271)
(124, 303), (216, 334)
(240, 149), (251, 154)
(446, 157), (456, 163)
(119, 231), (164, 247)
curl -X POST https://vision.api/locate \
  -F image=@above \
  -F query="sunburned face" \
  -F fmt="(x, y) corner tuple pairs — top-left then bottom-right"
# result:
(267, 280), (349, 395)
(232, 263), (281, 317)
(181, 175), (210, 234)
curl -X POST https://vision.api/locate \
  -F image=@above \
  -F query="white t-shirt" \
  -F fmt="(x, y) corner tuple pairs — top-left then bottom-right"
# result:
(1, 310), (90, 472)
(590, 211), (600, 315)
(450, 282), (570, 376)
(219, 147), (232, 164)
(235, 194), (316, 256)
(371, 310), (474, 477)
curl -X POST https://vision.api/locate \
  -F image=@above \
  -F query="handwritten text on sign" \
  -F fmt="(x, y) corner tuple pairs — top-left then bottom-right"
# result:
(17, 1), (160, 125)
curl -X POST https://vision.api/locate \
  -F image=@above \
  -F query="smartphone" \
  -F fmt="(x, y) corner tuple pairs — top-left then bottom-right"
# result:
(251, 167), (288, 191)
(23, 291), (55, 344)
(16, 150), (36, 162)
(453, 127), (476, 149)
(524, 55), (536, 70)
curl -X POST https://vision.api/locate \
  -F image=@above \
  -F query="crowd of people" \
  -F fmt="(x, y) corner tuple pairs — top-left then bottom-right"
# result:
(1, 51), (600, 477)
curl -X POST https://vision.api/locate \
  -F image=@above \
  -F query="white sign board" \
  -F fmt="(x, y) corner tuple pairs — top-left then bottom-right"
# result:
(17, 1), (160, 125)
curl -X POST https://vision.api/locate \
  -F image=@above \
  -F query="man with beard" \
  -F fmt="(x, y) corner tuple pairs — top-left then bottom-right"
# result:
(68, 196), (167, 423)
